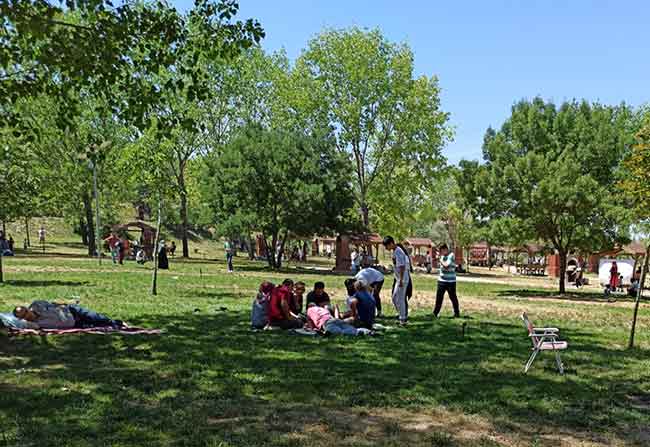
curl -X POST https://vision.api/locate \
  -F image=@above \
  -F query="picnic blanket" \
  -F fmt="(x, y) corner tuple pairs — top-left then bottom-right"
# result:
(5, 326), (162, 336)
(1, 312), (161, 336)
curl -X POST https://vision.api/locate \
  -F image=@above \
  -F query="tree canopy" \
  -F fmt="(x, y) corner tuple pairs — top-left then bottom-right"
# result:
(203, 125), (356, 268)
(472, 98), (635, 292)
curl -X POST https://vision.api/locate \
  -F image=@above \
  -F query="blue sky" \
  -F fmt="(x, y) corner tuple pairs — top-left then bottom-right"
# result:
(175, 0), (650, 164)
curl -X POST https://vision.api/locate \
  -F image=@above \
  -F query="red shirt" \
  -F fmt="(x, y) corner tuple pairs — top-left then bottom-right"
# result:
(269, 285), (291, 322)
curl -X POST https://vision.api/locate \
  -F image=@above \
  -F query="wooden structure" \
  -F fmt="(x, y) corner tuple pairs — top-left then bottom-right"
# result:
(468, 241), (490, 266)
(404, 237), (433, 267)
(333, 233), (384, 273)
(587, 241), (647, 275)
(112, 221), (157, 258)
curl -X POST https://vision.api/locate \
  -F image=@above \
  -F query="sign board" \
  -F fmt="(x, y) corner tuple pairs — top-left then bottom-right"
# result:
(598, 258), (635, 286)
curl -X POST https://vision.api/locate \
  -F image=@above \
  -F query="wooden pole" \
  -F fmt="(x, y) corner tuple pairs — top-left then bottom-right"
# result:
(151, 195), (163, 296)
(629, 246), (649, 349)
(92, 161), (102, 266)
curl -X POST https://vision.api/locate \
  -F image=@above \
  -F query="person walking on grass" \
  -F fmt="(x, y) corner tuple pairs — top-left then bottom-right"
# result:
(382, 236), (409, 326)
(433, 244), (461, 318)
(224, 240), (234, 273)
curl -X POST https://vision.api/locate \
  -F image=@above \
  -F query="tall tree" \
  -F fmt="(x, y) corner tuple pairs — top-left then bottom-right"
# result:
(619, 114), (650, 348)
(480, 98), (634, 293)
(204, 126), (355, 269)
(293, 27), (452, 228)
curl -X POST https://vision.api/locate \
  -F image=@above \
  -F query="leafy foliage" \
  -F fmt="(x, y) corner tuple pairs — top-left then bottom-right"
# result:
(203, 125), (355, 268)
(476, 98), (635, 292)
(292, 27), (452, 227)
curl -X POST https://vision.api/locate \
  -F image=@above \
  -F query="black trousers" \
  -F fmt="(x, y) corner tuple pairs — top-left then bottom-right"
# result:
(434, 282), (460, 317)
(371, 280), (384, 313)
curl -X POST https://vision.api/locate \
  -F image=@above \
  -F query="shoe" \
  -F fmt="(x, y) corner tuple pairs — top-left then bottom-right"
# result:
(398, 320), (408, 326)
(453, 314), (461, 318)
(432, 313), (440, 319)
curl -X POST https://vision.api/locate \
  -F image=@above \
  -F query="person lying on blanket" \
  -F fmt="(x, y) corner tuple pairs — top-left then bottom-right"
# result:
(13, 300), (124, 330)
(304, 303), (360, 336)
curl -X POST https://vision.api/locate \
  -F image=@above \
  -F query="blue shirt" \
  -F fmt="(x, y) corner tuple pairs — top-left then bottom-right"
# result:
(354, 290), (376, 327)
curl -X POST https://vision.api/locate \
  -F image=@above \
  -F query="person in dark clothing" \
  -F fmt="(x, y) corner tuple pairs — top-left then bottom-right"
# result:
(306, 281), (331, 307)
(158, 241), (169, 270)
(350, 280), (376, 329)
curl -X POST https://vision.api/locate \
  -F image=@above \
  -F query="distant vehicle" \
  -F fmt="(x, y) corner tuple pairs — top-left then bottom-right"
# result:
(598, 259), (634, 287)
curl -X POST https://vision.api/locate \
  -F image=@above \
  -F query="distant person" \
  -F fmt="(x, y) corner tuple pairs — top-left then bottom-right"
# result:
(609, 261), (619, 290)
(574, 267), (584, 288)
(355, 267), (384, 317)
(382, 236), (409, 325)
(104, 233), (120, 264)
(170, 241), (176, 257)
(426, 250), (433, 274)
(118, 236), (129, 265)
(325, 245), (332, 258)
(224, 240), (234, 273)
(433, 244), (461, 318)
(7, 235), (14, 252)
(268, 279), (302, 329)
(306, 281), (331, 307)
(38, 226), (46, 252)
(350, 249), (360, 274)
(0, 233), (13, 256)
(136, 249), (146, 265)
(158, 241), (169, 270)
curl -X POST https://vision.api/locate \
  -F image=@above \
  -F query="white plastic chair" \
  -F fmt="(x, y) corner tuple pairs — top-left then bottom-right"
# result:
(521, 312), (568, 374)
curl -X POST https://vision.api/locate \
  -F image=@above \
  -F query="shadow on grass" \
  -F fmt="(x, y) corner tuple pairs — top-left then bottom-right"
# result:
(1, 311), (648, 446)
(497, 288), (638, 303)
(2, 279), (89, 287)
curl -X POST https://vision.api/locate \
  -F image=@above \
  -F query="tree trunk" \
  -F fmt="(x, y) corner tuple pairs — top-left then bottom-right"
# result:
(248, 234), (255, 260)
(151, 196), (163, 296)
(263, 232), (276, 268)
(558, 250), (567, 294)
(360, 201), (370, 228)
(25, 217), (31, 247)
(0, 250), (4, 283)
(179, 172), (190, 258)
(82, 191), (96, 257)
(276, 233), (288, 269)
(2, 221), (6, 235)
(629, 245), (649, 349)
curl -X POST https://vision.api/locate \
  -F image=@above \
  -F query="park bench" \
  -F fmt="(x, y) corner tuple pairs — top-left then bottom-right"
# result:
(521, 312), (568, 374)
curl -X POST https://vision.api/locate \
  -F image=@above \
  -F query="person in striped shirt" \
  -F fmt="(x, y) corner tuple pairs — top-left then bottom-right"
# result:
(434, 244), (461, 318)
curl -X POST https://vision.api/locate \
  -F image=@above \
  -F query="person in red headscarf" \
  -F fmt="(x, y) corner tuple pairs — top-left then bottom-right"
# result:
(609, 261), (619, 290)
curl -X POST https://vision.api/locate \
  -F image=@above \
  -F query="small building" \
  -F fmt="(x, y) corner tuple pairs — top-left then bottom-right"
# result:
(112, 221), (157, 258)
(404, 238), (433, 267)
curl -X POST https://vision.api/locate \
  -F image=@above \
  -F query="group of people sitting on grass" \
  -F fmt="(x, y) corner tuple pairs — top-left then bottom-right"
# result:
(6, 300), (125, 330)
(251, 276), (380, 336)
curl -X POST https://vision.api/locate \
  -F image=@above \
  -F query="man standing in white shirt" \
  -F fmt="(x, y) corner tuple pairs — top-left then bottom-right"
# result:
(355, 266), (385, 317)
(382, 236), (409, 325)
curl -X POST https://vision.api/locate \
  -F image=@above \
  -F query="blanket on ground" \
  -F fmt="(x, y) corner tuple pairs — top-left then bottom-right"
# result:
(4, 326), (162, 336)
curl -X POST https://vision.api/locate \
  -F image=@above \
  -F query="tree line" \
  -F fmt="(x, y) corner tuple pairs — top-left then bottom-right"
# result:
(1, 1), (649, 295)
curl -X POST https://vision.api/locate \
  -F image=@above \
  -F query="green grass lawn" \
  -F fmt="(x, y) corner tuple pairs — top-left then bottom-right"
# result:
(1, 249), (649, 446)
